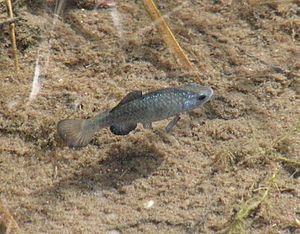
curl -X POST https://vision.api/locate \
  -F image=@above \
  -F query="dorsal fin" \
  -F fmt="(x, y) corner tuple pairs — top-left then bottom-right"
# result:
(110, 90), (142, 112)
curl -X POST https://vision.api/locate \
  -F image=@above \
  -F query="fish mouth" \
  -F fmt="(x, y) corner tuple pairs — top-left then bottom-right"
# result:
(202, 87), (213, 103)
(206, 87), (214, 100)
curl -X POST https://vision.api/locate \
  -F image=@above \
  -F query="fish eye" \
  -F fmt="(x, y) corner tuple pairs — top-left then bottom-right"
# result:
(198, 95), (206, 101)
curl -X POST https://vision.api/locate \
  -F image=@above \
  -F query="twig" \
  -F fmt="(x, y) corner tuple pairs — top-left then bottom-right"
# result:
(273, 155), (300, 166)
(251, 0), (299, 5)
(143, 0), (200, 81)
(5, 0), (20, 77)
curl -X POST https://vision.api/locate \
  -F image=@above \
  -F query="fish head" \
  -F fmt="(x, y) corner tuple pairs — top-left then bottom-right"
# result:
(181, 83), (213, 111)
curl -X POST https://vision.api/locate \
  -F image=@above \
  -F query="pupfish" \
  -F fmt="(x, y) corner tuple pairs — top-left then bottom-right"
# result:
(57, 83), (213, 148)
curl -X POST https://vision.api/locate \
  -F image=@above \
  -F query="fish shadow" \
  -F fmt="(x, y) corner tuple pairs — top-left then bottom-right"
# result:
(33, 142), (164, 197)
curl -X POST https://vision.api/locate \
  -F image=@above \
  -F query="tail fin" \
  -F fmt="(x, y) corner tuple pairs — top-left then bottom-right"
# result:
(57, 119), (98, 148)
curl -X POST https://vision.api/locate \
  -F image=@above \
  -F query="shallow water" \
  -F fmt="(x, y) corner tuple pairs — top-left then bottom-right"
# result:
(0, 0), (299, 233)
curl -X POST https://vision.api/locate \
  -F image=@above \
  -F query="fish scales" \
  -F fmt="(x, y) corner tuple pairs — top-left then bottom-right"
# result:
(57, 83), (213, 148)
(107, 89), (190, 124)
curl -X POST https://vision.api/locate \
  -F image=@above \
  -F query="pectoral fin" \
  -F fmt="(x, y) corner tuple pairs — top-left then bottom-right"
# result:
(110, 123), (137, 135)
(165, 115), (180, 132)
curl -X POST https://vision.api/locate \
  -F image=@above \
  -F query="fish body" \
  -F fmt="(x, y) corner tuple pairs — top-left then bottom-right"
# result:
(57, 83), (213, 148)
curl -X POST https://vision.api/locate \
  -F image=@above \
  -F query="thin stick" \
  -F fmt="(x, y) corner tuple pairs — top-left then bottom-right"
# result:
(274, 155), (300, 166)
(5, 0), (20, 77)
(143, 0), (199, 79)
(251, 0), (299, 5)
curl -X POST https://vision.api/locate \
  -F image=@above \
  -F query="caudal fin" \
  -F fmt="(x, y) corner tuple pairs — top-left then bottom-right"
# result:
(57, 119), (97, 148)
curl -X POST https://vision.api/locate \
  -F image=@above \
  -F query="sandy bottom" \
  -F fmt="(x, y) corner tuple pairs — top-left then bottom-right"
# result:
(0, 0), (299, 233)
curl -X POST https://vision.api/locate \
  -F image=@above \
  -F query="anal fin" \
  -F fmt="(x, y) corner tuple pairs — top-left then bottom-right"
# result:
(110, 123), (137, 135)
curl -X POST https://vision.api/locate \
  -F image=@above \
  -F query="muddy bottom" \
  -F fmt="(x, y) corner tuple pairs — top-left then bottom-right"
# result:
(0, 0), (299, 233)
